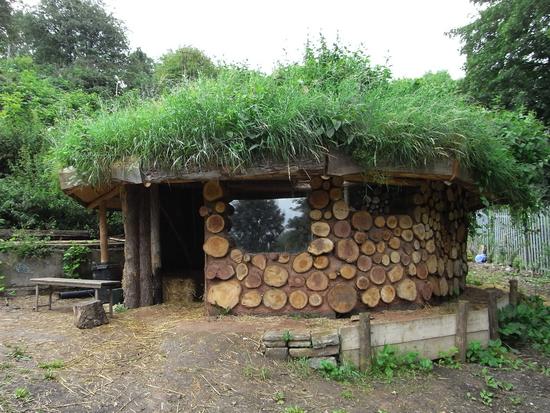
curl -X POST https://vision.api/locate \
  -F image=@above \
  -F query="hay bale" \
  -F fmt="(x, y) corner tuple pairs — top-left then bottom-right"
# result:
(162, 276), (196, 305)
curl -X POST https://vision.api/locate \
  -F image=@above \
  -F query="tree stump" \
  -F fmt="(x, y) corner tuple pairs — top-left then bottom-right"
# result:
(73, 300), (109, 329)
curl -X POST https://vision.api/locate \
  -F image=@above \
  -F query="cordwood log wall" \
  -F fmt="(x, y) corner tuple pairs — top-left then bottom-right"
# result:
(202, 176), (470, 316)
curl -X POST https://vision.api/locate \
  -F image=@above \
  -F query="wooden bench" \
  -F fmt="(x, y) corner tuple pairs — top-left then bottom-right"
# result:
(30, 277), (121, 316)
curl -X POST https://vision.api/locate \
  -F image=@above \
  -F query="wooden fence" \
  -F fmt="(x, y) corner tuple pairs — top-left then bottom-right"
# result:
(470, 209), (550, 273)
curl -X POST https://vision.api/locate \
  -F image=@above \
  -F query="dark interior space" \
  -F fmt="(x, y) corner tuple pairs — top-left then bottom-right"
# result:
(159, 183), (205, 298)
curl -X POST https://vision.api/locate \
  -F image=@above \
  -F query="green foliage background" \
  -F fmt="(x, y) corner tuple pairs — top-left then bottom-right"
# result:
(0, 0), (213, 230)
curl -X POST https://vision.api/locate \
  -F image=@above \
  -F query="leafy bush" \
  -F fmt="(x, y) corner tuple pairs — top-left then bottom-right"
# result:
(62, 245), (90, 278)
(318, 360), (361, 383)
(371, 345), (433, 379)
(0, 231), (52, 259)
(499, 296), (550, 355)
(466, 339), (518, 368)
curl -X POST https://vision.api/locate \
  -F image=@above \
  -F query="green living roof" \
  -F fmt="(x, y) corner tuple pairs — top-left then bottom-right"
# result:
(51, 44), (549, 211)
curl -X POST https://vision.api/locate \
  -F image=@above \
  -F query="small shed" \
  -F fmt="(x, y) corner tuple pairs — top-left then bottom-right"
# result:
(60, 150), (479, 316)
(55, 48), (546, 316)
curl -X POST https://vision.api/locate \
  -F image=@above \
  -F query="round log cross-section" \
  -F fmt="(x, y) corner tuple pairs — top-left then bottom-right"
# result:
(327, 283), (357, 314)
(292, 252), (314, 273)
(203, 236), (230, 258)
(336, 239), (360, 263)
(263, 289), (288, 310)
(306, 271), (329, 291)
(264, 265), (289, 287)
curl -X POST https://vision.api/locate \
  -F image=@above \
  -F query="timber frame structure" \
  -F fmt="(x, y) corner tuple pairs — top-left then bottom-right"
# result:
(61, 150), (480, 315)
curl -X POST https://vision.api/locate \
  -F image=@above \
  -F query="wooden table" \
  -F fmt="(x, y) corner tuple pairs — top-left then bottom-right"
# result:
(30, 278), (121, 316)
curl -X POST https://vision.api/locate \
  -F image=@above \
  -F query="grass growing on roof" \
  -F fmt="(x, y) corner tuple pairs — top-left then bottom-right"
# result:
(50, 41), (549, 211)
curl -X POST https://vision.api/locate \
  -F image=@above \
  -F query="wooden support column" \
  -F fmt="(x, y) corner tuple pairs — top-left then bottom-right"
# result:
(150, 184), (162, 304)
(121, 185), (140, 309)
(455, 300), (469, 363)
(509, 279), (518, 307)
(98, 202), (109, 263)
(487, 290), (499, 340)
(358, 312), (372, 371)
(140, 187), (153, 307)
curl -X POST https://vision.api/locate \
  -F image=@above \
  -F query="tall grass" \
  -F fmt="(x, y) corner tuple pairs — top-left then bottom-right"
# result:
(50, 42), (549, 211)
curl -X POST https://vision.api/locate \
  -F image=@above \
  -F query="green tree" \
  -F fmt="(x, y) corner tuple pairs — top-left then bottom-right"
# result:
(155, 47), (217, 86)
(23, 0), (130, 95)
(230, 199), (284, 252)
(451, 0), (550, 123)
(123, 48), (156, 96)
(0, 56), (99, 173)
(276, 199), (310, 252)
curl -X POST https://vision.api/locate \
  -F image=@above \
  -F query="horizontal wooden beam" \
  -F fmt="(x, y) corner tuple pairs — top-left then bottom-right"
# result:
(87, 186), (121, 210)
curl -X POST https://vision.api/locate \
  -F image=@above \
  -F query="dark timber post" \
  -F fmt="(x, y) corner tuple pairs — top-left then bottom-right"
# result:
(139, 187), (153, 306)
(98, 202), (109, 263)
(121, 185), (140, 308)
(509, 279), (518, 307)
(150, 184), (162, 304)
(455, 300), (469, 362)
(487, 290), (499, 340)
(359, 312), (372, 371)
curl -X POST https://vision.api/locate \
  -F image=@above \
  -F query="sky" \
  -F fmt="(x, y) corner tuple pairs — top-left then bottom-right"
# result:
(99, 0), (479, 79)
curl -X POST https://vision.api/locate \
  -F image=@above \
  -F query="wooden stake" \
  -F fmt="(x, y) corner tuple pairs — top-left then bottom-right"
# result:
(121, 185), (140, 309)
(359, 312), (371, 371)
(98, 202), (109, 263)
(487, 290), (499, 340)
(150, 184), (162, 304)
(455, 300), (469, 363)
(509, 279), (518, 307)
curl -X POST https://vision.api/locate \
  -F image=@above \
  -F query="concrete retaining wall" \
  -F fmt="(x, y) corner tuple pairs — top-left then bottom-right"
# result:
(0, 247), (124, 293)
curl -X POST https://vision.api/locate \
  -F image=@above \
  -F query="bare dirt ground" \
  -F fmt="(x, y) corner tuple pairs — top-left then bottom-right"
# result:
(468, 263), (550, 302)
(1, 266), (549, 413)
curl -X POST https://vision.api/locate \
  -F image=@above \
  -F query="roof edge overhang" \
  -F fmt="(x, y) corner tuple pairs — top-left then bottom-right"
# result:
(59, 150), (482, 211)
